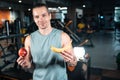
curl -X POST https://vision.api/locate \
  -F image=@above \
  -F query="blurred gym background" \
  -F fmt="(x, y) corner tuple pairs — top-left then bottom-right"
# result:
(0, 0), (120, 80)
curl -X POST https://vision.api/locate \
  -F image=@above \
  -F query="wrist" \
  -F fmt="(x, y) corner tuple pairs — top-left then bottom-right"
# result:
(67, 56), (77, 66)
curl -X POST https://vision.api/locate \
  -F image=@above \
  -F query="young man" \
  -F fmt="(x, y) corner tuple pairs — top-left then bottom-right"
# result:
(17, 3), (77, 80)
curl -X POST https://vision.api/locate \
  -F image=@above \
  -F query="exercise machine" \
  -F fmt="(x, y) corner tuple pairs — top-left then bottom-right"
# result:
(0, 19), (32, 80)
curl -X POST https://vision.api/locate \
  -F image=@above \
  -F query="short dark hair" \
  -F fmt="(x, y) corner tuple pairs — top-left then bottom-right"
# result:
(32, 3), (49, 12)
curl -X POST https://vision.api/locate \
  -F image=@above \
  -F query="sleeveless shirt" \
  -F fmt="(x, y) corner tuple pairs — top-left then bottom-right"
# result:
(30, 28), (68, 80)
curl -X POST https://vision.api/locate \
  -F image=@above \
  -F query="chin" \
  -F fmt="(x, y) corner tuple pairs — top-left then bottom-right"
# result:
(40, 27), (47, 29)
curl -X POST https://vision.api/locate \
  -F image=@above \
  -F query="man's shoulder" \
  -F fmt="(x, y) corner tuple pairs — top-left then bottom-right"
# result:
(52, 28), (63, 33)
(30, 30), (38, 35)
(53, 28), (62, 31)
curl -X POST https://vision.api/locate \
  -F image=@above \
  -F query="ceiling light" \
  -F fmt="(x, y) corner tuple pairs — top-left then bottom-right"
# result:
(83, 5), (86, 8)
(28, 8), (31, 11)
(18, 0), (22, 3)
(9, 7), (12, 10)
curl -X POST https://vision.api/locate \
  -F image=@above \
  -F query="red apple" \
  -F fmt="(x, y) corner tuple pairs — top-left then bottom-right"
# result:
(18, 47), (27, 57)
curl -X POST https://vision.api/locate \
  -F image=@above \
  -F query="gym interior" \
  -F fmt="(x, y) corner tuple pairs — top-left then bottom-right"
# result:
(0, 0), (120, 80)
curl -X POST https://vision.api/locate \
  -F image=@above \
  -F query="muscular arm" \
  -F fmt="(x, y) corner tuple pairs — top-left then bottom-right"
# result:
(24, 35), (32, 68)
(17, 35), (32, 69)
(61, 32), (77, 66)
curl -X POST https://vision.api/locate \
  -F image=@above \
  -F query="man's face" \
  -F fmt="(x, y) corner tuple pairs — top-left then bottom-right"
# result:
(32, 6), (51, 29)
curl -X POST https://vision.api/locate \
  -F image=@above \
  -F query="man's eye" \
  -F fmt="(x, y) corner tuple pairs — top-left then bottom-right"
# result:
(42, 14), (46, 17)
(35, 16), (39, 18)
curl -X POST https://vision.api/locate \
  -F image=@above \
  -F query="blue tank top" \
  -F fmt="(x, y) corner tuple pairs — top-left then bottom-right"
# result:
(30, 28), (67, 80)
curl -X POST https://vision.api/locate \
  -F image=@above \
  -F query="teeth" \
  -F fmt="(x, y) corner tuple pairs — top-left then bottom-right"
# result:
(51, 41), (72, 53)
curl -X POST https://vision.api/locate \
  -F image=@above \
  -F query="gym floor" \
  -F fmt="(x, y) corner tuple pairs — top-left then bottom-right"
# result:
(0, 28), (120, 80)
(83, 29), (120, 80)
(89, 67), (120, 80)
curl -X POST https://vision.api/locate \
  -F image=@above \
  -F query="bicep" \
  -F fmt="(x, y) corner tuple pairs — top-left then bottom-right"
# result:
(61, 32), (75, 55)
(61, 32), (72, 48)
(24, 35), (31, 60)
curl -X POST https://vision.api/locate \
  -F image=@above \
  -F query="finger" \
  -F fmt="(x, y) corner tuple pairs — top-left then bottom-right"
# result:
(17, 56), (23, 62)
(61, 51), (73, 60)
(17, 57), (25, 65)
(60, 53), (72, 62)
(17, 59), (24, 65)
(20, 60), (26, 67)
(64, 57), (70, 62)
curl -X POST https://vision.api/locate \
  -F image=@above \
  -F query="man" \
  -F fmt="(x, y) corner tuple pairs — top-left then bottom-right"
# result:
(17, 3), (77, 80)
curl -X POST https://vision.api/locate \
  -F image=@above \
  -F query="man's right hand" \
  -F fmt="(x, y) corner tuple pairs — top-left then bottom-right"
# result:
(17, 56), (31, 68)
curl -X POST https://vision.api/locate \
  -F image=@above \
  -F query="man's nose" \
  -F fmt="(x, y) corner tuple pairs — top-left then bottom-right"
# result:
(38, 17), (44, 21)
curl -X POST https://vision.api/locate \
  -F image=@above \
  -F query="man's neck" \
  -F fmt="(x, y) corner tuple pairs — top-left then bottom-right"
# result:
(39, 26), (53, 35)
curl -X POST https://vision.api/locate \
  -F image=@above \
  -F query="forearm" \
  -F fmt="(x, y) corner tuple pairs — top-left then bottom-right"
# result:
(67, 56), (77, 66)
(24, 55), (33, 69)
